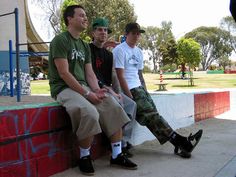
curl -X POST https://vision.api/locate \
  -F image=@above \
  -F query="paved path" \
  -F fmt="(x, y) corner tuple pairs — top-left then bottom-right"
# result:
(50, 89), (236, 177)
(51, 110), (236, 177)
(1, 89), (235, 177)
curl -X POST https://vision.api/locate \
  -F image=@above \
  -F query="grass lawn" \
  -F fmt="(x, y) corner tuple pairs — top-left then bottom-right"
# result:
(30, 73), (236, 94)
(30, 80), (50, 94)
(145, 73), (236, 91)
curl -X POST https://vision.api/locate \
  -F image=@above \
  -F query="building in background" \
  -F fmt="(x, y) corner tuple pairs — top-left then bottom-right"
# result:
(0, 0), (48, 96)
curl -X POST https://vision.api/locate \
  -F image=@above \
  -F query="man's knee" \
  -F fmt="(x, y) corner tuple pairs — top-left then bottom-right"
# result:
(82, 106), (99, 120)
(68, 104), (99, 122)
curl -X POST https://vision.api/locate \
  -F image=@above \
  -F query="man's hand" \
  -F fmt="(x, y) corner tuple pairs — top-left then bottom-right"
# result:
(94, 88), (108, 99)
(86, 91), (103, 104)
(103, 41), (120, 49)
(86, 88), (108, 104)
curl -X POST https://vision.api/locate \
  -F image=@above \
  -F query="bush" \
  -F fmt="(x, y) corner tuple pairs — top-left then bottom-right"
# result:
(208, 65), (217, 70)
(161, 64), (177, 72)
(143, 65), (152, 73)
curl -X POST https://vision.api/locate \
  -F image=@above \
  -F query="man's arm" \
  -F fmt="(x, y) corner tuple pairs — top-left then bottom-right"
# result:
(111, 67), (122, 94)
(54, 58), (86, 95)
(116, 68), (133, 99)
(138, 70), (147, 91)
(85, 63), (108, 99)
(85, 63), (100, 91)
(54, 59), (104, 104)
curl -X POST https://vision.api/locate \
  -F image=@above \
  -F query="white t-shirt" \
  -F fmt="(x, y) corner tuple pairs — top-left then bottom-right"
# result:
(113, 42), (144, 90)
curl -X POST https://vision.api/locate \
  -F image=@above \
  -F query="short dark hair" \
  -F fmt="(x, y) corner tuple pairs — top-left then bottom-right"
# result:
(125, 22), (145, 34)
(63, 5), (85, 26)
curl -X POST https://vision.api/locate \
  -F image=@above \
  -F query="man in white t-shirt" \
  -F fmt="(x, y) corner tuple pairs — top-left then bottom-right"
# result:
(113, 22), (203, 158)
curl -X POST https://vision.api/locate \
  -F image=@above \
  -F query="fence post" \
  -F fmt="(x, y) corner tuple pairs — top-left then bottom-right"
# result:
(160, 70), (163, 83)
(14, 8), (21, 102)
(9, 40), (14, 97)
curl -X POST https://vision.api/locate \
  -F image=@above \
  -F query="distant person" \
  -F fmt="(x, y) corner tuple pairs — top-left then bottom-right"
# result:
(89, 17), (137, 157)
(230, 0), (236, 22)
(48, 5), (137, 175)
(113, 22), (203, 158)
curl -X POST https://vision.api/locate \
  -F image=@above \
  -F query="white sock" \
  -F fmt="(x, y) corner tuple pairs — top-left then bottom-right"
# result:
(111, 141), (122, 159)
(79, 147), (90, 159)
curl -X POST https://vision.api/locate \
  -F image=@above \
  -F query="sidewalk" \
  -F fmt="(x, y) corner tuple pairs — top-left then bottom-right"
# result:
(51, 89), (236, 177)
(51, 110), (236, 177)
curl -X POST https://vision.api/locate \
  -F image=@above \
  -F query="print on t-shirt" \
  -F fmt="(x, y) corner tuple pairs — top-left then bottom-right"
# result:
(71, 49), (85, 61)
(96, 57), (103, 69)
(128, 55), (139, 68)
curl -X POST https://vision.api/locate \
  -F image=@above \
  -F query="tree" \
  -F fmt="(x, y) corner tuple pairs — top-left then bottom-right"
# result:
(185, 27), (233, 70)
(220, 16), (236, 34)
(159, 38), (178, 66)
(177, 38), (201, 81)
(177, 38), (201, 67)
(31, 0), (63, 35)
(218, 55), (231, 70)
(139, 26), (160, 73)
(220, 16), (236, 53)
(31, 0), (136, 41)
(76, 0), (136, 41)
(139, 21), (175, 73)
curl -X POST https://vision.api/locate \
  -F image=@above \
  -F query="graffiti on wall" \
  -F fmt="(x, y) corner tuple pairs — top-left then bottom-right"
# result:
(0, 106), (72, 177)
(0, 70), (30, 96)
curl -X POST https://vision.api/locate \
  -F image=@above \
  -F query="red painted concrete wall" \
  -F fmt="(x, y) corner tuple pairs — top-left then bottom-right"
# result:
(0, 106), (107, 177)
(194, 91), (230, 121)
(1, 91), (230, 176)
(224, 70), (236, 74)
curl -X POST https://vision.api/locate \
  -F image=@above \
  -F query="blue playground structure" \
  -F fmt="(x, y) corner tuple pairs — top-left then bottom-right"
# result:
(8, 40), (49, 98)
(0, 8), (21, 102)
(1, 8), (49, 102)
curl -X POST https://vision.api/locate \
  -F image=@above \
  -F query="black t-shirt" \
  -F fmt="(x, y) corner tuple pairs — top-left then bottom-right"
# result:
(89, 43), (113, 87)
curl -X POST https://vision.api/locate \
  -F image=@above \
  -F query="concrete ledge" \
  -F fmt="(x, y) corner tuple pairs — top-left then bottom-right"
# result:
(0, 89), (232, 176)
(129, 90), (230, 145)
(194, 91), (230, 121)
(0, 104), (108, 177)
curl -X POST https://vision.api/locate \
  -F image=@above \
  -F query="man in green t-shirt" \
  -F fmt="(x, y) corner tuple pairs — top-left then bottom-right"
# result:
(48, 5), (137, 176)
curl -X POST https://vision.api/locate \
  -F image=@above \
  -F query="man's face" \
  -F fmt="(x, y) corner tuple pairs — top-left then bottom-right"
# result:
(126, 30), (141, 46)
(92, 27), (108, 43)
(68, 8), (88, 31)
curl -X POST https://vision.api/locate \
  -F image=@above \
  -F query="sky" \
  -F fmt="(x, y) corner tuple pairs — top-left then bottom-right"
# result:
(28, 0), (232, 41)
(129, 0), (231, 38)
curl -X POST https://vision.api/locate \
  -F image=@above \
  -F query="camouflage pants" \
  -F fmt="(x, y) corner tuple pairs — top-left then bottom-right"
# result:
(130, 86), (174, 144)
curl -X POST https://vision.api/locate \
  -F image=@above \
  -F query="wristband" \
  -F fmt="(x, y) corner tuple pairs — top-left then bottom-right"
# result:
(83, 90), (90, 98)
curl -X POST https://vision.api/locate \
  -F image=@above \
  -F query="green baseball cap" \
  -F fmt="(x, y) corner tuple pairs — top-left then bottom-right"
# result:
(92, 17), (112, 34)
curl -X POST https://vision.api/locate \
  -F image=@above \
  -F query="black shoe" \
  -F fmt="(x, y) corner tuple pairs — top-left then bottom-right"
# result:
(175, 129), (203, 158)
(126, 142), (133, 150)
(122, 147), (133, 158)
(78, 155), (95, 176)
(110, 153), (138, 170)
(174, 147), (191, 158)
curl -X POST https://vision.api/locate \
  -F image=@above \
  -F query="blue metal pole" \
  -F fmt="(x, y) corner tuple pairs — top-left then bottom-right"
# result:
(9, 40), (14, 97)
(14, 8), (21, 102)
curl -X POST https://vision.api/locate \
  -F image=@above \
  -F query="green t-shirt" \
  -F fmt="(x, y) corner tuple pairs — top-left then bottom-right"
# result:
(48, 31), (91, 98)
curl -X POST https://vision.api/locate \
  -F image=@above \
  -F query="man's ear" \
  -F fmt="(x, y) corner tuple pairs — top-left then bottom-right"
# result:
(67, 16), (72, 24)
(91, 30), (96, 37)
